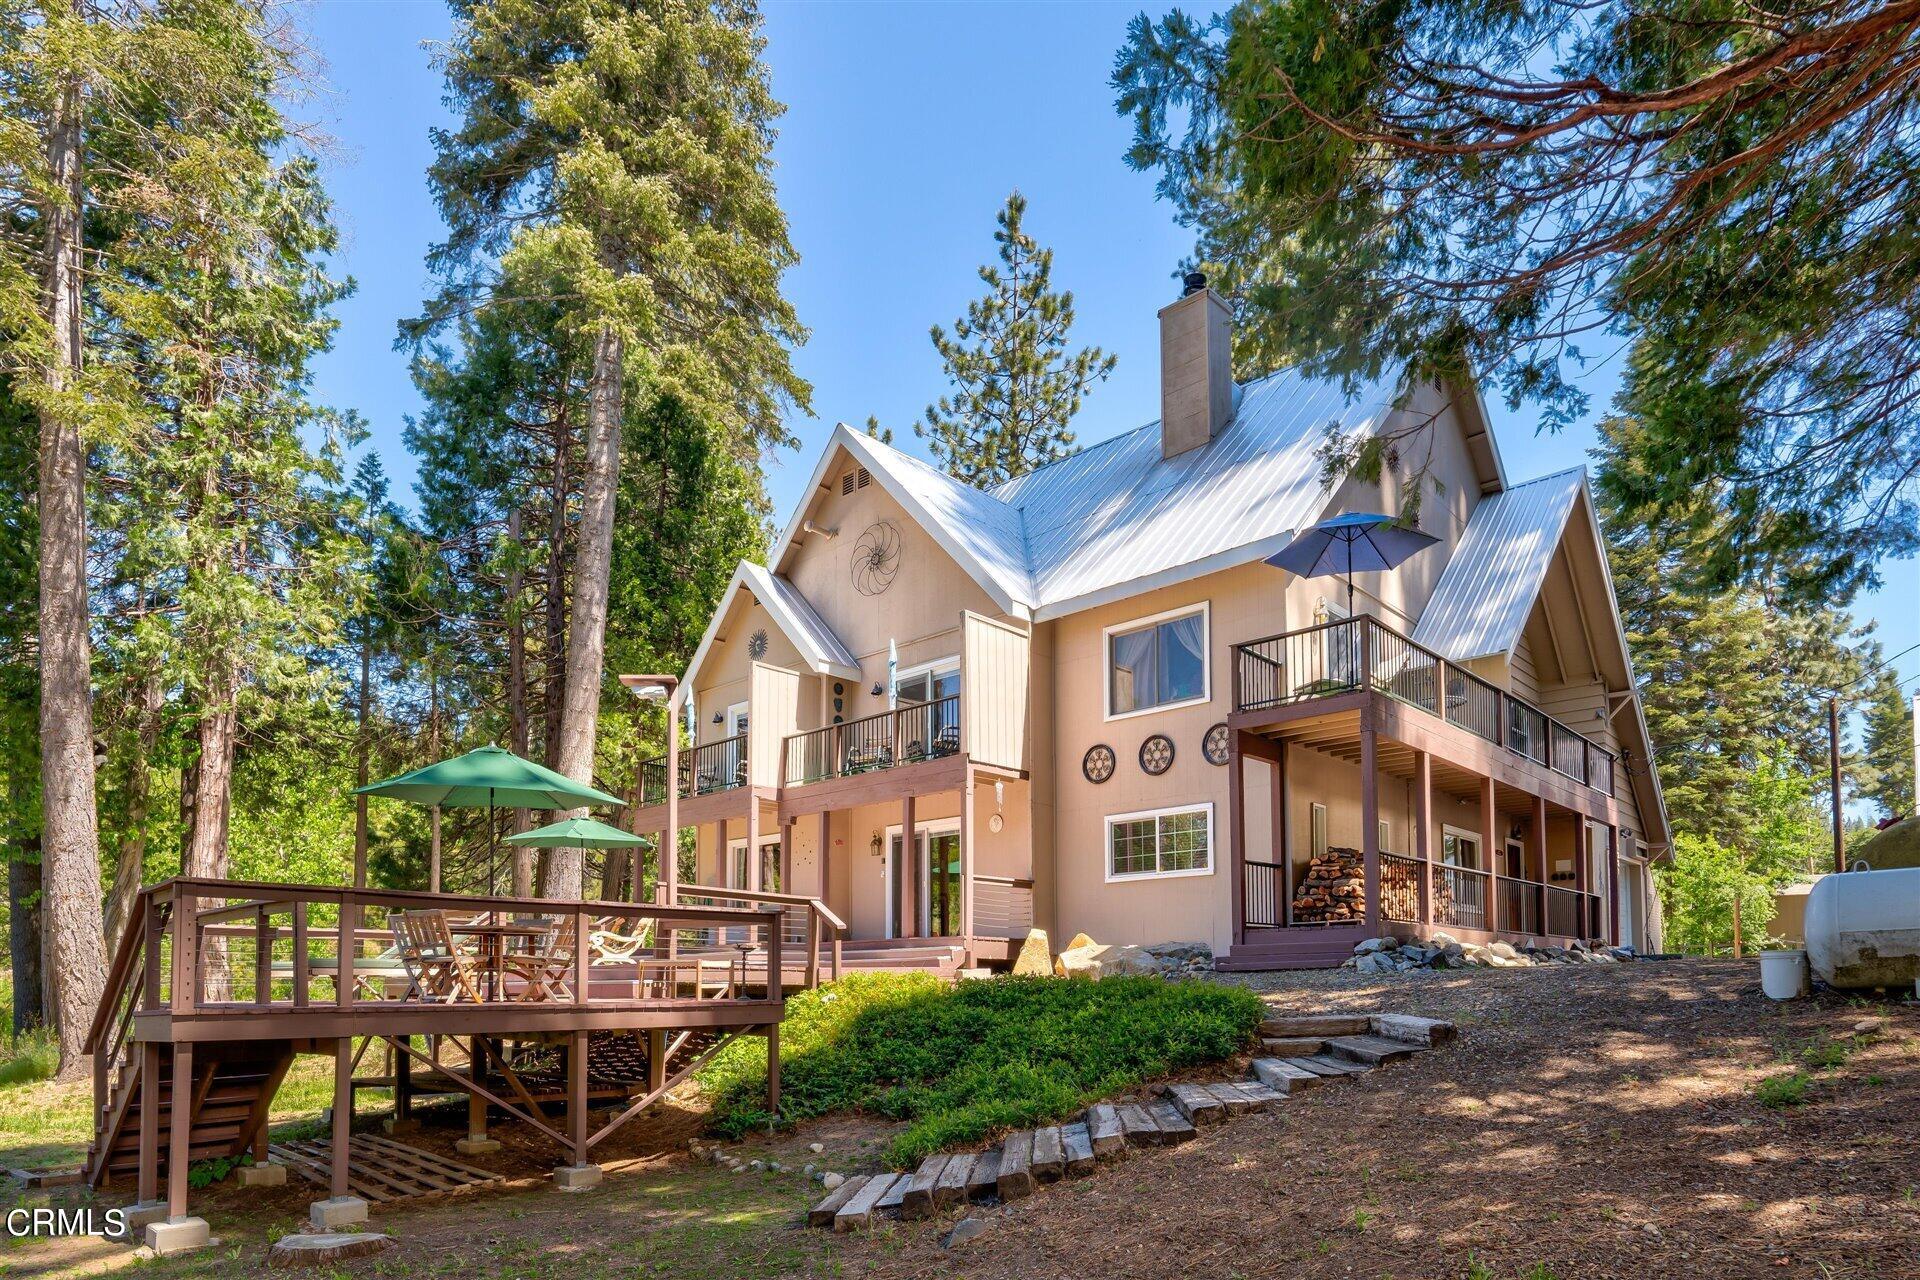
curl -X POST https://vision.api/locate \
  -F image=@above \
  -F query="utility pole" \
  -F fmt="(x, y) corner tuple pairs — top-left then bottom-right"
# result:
(1828, 697), (1845, 874)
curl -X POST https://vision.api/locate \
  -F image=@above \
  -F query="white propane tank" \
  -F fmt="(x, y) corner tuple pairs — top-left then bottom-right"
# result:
(1804, 866), (1920, 990)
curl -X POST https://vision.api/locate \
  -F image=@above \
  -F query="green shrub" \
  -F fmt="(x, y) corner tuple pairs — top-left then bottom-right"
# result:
(0, 1028), (58, 1087)
(696, 972), (1263, 1166)
(1757, 1071), (1812, 1108)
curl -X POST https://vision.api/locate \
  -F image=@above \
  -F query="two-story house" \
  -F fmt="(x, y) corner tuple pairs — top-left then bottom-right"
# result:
(625, 279), (1670, 973)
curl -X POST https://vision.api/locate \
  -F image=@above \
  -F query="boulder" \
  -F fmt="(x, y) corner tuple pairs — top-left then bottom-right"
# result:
(1094, 945), (1164, 978)
(1012, 929), (1053, 977)
(1487, 941), (1521, 960)
(1356, 951), (1396, 974)
(1055, 943), (1109, 978)
(1355, 936), (1398, 955)
(1063, 932), (1099, 952)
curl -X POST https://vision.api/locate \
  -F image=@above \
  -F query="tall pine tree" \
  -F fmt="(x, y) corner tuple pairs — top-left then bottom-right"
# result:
(1856, 669), (1916, 821)
(917, 191), (1115, 488)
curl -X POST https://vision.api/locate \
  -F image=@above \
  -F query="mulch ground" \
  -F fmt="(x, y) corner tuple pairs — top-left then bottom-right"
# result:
(844, 959), (1920, 1280)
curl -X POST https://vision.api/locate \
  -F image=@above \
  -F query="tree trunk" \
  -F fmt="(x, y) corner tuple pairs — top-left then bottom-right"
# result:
(507, 507), (534, 897)
(104, 671), (163, 950)
(547, 325), (623, 900)
(184, 669), (238, 881)
(36, 53), (107, 1079)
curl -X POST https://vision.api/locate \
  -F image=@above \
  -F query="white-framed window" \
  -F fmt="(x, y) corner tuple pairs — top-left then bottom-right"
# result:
(1378, 819), (1391, 855)
(1310, 803), (1329, 858)
(1104, 603), (1209, 720)
(895, 656), (960, 705)
(1442, 826), (1481, 869)
(725, 700), (749, 737)
(1106, 803), (1214, 881)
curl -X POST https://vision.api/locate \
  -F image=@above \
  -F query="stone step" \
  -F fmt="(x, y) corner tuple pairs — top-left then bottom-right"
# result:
(996, 1131), (1034, 1199)
(1292, 1053), (1372, 1077)
(1166, 1083), (1227, 1126)
(1262, 1036), (1329, 1055)
(834, 1173), (900, 1232)
(1327, 1034), (1426, 1066)
(1030, 1125), (1065, 1182)
(900, 1155), (948, 1219)
(965, 1149), (1001, 1200)
(1251, 1057), (1324, 1094)
(1370, 1014), (1457, 1046)
(1258, 1014), (1372, 1038)
(1060, 1122), (1096, 1176)
(1201, 1081), (1267, 1115)
(1116, 1103), (1160, 1147)
(1149, 1100), (1197, 1145)
(809, 1175), (868, 1228)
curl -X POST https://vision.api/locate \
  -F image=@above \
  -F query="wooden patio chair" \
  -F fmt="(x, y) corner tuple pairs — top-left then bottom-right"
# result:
(501, 914), (579, 1002)
(393, 910), (485, 1003)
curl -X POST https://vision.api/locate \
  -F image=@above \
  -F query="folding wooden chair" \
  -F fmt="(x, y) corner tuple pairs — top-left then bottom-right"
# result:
(501, 914), (579, 1002)
(393, 910), (485, 1003)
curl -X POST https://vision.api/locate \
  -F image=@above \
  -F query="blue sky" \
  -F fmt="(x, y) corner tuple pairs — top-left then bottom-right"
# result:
(305, 0), (1917, 698)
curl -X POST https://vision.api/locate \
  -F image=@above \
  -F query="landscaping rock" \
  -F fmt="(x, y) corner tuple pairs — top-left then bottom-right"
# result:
(944, 1217), (990, 1248)
(267, 1232), (393, 1269)
(821, 1172), (845, 1190)
(1055, 942), (1108, 977)
(1012, 929), (1053, 976)
(1355, 936), (1398, 955)
(1063, 932), (1099, 952)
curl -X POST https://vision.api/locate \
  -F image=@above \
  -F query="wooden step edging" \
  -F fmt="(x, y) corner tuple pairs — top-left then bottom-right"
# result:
(807, 1010), (1456, 1231)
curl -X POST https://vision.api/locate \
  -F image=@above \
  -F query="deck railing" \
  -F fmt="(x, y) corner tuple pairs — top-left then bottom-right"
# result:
(1231, 615), (1618, 796)
(782, 694), (961, 786)
(1500, 877), (1542, 936)
(1243, 859), (1288, 928)
(672, 884), (845, 987)
(974, 875), (1035, 939)
(639, 733), (749, 805)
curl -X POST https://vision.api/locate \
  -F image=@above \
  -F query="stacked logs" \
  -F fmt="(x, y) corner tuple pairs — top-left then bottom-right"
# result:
(1292, 848), (1365, 923)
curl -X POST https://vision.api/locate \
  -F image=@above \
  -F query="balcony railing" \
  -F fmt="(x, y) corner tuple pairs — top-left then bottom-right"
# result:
(1231, 616), (1617, 796)
(783, 695), (961, 787)
(639, 733), (748, 805)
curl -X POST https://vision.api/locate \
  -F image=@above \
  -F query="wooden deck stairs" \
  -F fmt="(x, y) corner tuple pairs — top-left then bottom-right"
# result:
(810, 1011), (1456, 1231)
(85, 1040), (296, 1188)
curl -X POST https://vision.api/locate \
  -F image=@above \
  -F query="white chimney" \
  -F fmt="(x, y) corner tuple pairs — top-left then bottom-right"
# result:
(1159, 271), (1233, 460)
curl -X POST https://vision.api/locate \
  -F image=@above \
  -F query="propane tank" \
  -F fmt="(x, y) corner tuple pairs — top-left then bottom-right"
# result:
(1803, 866), (1920, 989)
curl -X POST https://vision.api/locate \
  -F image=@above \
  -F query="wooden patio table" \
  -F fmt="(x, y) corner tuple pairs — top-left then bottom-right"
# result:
(448, 920), (549, 1002)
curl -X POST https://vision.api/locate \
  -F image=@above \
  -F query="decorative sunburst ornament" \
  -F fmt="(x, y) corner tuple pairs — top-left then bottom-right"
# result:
(851, 521), (903, 596)
(747, 628), (769, 660)
(1203, 723), (1232, 766)
(1083, 744), (1116, 784)
(1139, 734), (1175, 776)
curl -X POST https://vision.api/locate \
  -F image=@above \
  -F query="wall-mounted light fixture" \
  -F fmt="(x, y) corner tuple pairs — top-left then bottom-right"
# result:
(869, 682), (884, 696)
(712, 712), (724, 725)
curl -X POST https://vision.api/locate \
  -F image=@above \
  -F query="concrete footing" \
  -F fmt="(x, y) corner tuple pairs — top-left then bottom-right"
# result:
(381, 1117), (421, 1136)
(455, 1135), (502, 1156)
(122, 1200), (169, 1237)
(143, 1216), (210, 1255)
(239, 1162), (288, 1188)
(552, 1163), (602, 1192)
(308, 1195), (369, 1231)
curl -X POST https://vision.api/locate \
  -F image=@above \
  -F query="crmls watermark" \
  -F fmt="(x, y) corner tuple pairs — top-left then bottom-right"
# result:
(4, 1207), (131, 1240)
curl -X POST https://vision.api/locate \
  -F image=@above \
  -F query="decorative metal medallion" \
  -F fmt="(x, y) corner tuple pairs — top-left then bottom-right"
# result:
(1082, 743), (1116, 784)
(747, 628), (769, 660)
(850, 520), (903, 595)
(1139, 734), (1175, 776)
(1203, 722), (1232, 766)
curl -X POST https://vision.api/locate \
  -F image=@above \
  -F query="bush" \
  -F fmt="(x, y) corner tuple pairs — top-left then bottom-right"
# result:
(0, 1028), (58, 1088)
(1757, 1071), (1812, 1108)
(696, 972), (1264, 1167)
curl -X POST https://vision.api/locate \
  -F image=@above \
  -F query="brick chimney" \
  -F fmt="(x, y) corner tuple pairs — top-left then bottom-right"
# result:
(1159, 271), (1233, 459)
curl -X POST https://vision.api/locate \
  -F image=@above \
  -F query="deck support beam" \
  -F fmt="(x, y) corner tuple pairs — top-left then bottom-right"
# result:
(1481, 775), (1500, 933)
(1273, 741), (1289, 927)
(165, 1042), (192, 1219)
(898, 793), (916, 939)
(1607, 823), (1621, 946)
(1228, 732), (1246, 947)
(137, 1042), (159, 1206)
(1414, 750), (1432, 925)
(330, 1038), (351, 1199)
(567, 1030), (589, 1168)
(1531, 794), (1550, 937)
(1360, 720), (1380, 936)
(959, 770), (976, 966)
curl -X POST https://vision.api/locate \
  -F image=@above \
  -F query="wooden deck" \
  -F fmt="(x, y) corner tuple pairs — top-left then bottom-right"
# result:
(83, 878), (794, 1231)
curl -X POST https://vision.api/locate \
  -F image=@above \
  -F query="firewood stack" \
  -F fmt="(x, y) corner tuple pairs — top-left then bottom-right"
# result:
(1292, 848), (1366, 923)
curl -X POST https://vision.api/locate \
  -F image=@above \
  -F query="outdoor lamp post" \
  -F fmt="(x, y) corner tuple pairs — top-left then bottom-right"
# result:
(620, 674), (679, 907)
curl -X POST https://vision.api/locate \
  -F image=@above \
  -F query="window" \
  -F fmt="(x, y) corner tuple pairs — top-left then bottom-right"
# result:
(1106, 804), (1213, 881)
(1105, 604), (1208, 718)
(1442, 827), (1481, 869)
(1310, 803), (1328, 858)
(896, 658), (960, 705)
(725, 701), (749, 737)
(1378, 819), (1391, 855)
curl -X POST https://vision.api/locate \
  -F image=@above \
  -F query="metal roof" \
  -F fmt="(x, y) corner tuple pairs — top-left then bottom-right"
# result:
(679, 561), (861, 692)
(1410, 467), (1586, 661)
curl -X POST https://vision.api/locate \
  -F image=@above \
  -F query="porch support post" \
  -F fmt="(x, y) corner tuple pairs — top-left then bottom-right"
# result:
(960, 769), (976, 964)
(1607, 824), (1621, 946)
(137, 1042), (159, 1206)
(647, 1029), (668, 1094)
(717, 816), (729, 885)
(329, 1037), (351, 1201)
(166, 1042), (193, 1217)
(746, 797), (762, 892)
(1481, 775), (1500, 934)
(1275, 740), (1290, 926)
(1532, 794), (1549, 938)
(568, 1030), (589, 1166)
(1414, 749), (1432, 926)
(899, 792), (916, 938)
(816, 809), (831, 904)
(1360, 717), (1381, 935)
(1574, 819), (1590, 939)
(663, 701), (680, 906)
(1228, 732), (1246, 947)
(779, 818), (792, 894)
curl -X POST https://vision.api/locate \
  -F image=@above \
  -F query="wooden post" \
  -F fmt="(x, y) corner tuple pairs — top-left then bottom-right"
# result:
(137, 1042), (159, 1205)
(573, 908), (589, 1007)
(337, 894), (357, 1010)
(1574, 820), (1591, 939)
(664, 697), (681, 905)
(959, 769), (976, 965)
(1532, 794), (1549, 937)
(330, 1037), (351, 1199)
(647, 1029), (668, 1094)
(170, 889), (195, 1014)
(1414, 750), (1433, 925)
(568, 1030), (588, 1166)
(899, 793), (916, 939)
(1275, 741), (1290, 926)
(765, 1021), (781, 1122)
(717, 816), (729, 888)
(253, 906), (270, 1006)
(395, 1038), (413, 1126)
(1607, 824), (1621, 946)
(166, 1042), (193, 1218)
(466, 1063), (489, 1143)
(1228, 731), (1246, 947)
(1481, 775), (1500, 934)
(292, 901), (309, 1009)
(746, 796), (762, 893)
(1360, 720), (1380, 935)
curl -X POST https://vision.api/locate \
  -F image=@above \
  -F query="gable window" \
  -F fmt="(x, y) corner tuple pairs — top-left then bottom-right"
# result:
(1106, 804), (1213, 881)
(1105, 604), (1209, 719)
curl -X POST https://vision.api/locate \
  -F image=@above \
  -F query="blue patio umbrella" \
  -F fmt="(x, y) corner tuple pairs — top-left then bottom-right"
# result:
(1265, 512), (1440, 613)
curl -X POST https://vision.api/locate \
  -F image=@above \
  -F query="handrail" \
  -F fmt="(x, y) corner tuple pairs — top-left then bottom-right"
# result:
(783, 694), (961, 786)
(974, 874), (1035, 889)
(676, 882), (847, 935)
(84, 888), (155, 1054)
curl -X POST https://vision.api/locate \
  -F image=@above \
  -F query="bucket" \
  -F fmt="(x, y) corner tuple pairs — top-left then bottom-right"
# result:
(1759, 949), (1809, 1000)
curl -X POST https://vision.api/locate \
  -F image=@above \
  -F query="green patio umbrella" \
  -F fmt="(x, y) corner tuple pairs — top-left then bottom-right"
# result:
(358, 745), (624, 895)
(508, 816), (650, 901)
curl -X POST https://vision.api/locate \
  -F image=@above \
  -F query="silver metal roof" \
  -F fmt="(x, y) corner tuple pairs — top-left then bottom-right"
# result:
(1410, 467), (1586, 661)
(740, 562), (862, 675)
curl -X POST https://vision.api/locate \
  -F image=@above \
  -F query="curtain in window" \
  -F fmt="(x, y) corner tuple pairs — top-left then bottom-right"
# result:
(1111, 627), (1158, 713)
(1161, 612), (1205, 703)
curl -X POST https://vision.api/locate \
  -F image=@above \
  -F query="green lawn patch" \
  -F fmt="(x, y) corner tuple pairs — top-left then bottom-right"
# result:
(697, 971), (1264, 1167)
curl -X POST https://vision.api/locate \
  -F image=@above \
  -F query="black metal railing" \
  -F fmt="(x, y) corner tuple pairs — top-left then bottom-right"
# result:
(1243, 859), (1288, 928)
(1436, 865), (1489, 931)
(637, 732), (748, 805)
(783, 695), (961, 786)
(1500, 878), (1541, 936)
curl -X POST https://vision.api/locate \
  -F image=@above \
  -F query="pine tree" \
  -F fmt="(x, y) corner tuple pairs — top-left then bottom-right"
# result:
(423, 0), (808, 898)
(917, 191), (1115, 488)
(1856, 669), (1916, 820)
